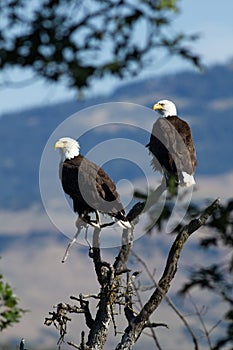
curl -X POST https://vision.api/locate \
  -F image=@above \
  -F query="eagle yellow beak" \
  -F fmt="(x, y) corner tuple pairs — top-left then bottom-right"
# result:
(152, 103), (163, 111)
(54, 140), (64, 149)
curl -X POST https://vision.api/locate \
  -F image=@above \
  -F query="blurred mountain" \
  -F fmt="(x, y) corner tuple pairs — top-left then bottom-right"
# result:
(0, 60), (233, 210)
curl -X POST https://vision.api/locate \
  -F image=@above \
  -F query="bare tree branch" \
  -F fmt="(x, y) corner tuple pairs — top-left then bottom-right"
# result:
(115, 198), (220, 349)
(132, 251), (199, 350)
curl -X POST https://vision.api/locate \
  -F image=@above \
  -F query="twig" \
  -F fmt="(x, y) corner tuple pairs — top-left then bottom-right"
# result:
(62, 229), (81, 263)
(144, 322), (168, 330)
(67, 341), (81, 349)
(75, 294), (100, 300)
(62, 218), (87, 263)
(188, 295), (219, 350)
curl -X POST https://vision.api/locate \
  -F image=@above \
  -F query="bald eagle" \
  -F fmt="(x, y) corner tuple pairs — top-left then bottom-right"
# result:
(146, 99), (196, 187)
(55, 137), (130, 228)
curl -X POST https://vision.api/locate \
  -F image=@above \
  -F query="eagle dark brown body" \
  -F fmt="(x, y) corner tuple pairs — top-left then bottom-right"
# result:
(147, 115), (196, 176)
(61, 154), (127, 222)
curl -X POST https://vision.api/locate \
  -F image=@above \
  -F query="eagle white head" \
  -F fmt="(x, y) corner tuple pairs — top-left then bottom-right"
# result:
(55, 137), (80, 160)
(152, 99), (177, 117)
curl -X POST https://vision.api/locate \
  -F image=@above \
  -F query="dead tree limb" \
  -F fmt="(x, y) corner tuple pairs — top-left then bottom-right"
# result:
(132, 251), (199, 350)
(115, 198), (220, 349)
(86, 226), (115, 349)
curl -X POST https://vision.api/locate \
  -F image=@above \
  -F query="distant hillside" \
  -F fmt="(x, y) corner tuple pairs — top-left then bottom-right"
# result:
(1, 60), (233, 210)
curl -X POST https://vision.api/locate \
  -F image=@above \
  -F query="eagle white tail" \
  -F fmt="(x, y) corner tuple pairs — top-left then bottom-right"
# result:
(118, 219), (131, 229)
(181, 172), (196, 187)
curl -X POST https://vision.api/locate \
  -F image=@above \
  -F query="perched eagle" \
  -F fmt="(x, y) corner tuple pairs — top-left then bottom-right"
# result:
(55, 137), (130, 227)
(146, 99), (196, 187)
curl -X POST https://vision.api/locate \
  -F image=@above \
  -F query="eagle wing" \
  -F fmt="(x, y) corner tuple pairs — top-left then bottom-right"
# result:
(95, 164), (126, 216)
(62, 156), (125, 217)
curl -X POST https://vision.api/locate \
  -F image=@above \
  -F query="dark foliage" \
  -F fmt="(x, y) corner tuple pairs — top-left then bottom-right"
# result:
(0, 265), (26, 331)
(0, 0), (202, 90)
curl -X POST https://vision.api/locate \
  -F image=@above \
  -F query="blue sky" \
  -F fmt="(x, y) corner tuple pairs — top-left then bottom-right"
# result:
(0, 0), (232, 115)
